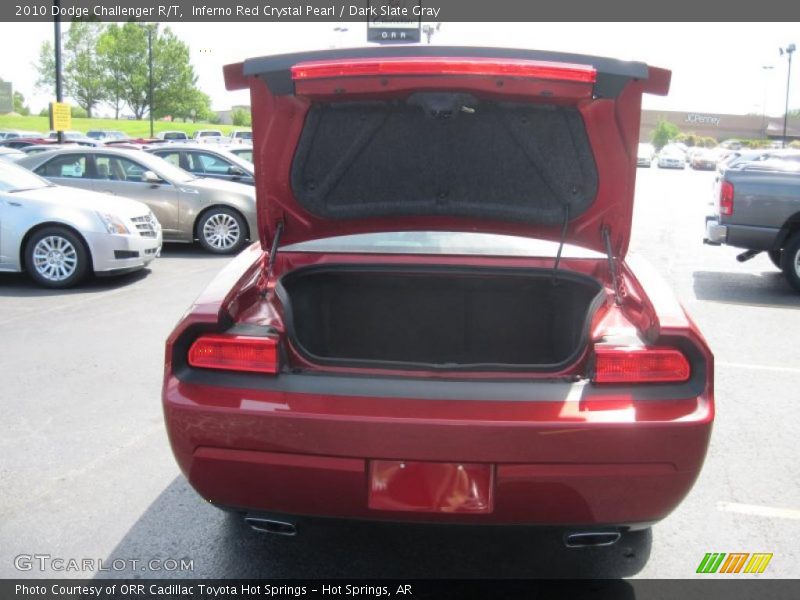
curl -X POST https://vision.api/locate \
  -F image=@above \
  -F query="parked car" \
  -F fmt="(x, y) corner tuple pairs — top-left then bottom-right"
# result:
(0, 137), (58, 149)
(689, 148), (717, 170)
(162, 47), (714, 553)
(86, 130), (128, 141)
(0, 130), (43, 140)
(636, 142), (654, 167)
(0, 147), (26, 162)
(705, 157), (800, 290)
(0, 159), (161, 287)
(657, 146), (686, 169)
(18, 147), (257, 254)
(48, 131), (87, 141)
(228, 145), (253, 163)
(145, 143), (255, 185)
(156, 130), (190, 142)
(192, 129), (225, 144)
(230, 130), (253, 144)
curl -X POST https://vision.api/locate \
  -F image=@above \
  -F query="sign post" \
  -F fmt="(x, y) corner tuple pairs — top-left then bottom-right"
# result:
(367, 0), (422, 44)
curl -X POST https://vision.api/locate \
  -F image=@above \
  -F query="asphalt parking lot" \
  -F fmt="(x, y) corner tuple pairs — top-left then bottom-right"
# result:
(1, 166), (799, 579)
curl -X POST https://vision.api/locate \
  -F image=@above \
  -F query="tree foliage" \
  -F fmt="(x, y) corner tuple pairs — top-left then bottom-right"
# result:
(35, 21), (213, 124)
(650, 119), (680, 150)
(231, 107), (252, 127)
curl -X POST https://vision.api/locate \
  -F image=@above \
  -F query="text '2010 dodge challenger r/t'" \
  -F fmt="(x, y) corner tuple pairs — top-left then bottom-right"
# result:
(163, 47), (714, 551)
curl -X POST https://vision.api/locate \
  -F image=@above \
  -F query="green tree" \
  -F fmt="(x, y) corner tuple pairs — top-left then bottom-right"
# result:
(14, 90), (30, 115)
(97, 24), (132, 119)
(34, 40), (55, 93)
(150, 27), (204, 121)
(651, 119), (680, 150)
(231, 107), (251, 127)
(98, 24), (207, 122)
(34, 21), (106, 117)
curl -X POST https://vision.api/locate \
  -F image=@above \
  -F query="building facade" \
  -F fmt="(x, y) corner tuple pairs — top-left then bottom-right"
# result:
(640, 109), (800, 142)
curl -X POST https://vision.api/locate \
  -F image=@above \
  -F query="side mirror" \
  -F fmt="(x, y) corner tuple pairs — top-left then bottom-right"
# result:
(143, 170), (163, 184)
(227, 166), (245, 177)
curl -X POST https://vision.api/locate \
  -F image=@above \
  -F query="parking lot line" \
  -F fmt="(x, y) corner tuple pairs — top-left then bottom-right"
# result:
(716, 361), (800, 375)
(717, 501), (800, 520)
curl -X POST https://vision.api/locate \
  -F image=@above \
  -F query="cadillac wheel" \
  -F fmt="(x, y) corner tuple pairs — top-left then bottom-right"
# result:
(197, 208), (247, 254)
(24, 227), (88, 288)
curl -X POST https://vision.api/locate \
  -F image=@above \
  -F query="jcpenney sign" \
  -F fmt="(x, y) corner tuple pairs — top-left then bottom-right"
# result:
(686, 114), (721, 126)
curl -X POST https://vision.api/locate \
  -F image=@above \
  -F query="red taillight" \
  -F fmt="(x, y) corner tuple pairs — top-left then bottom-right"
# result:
(290, 57), (597, 84)
(719, 181), (734, 216)
(594, 346), (690, 384)
(188, 334), (278, 374)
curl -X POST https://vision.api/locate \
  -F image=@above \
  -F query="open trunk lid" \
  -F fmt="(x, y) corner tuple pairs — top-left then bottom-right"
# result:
(224, 46), (670, 257)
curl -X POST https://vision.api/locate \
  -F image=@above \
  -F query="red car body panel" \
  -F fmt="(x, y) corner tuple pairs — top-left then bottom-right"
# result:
(163, 48), (711, 529)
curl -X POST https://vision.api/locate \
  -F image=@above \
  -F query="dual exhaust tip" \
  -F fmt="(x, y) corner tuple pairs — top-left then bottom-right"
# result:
(244, 516), (297, 536)
(564, 531), (622, 548)
(244, 516), (621, 548)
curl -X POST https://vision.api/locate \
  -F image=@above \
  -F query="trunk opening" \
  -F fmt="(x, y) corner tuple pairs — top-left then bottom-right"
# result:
(276, 265), (605, 372)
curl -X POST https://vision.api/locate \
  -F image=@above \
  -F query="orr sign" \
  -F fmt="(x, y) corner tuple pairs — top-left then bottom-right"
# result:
(367, 0), (422, 43)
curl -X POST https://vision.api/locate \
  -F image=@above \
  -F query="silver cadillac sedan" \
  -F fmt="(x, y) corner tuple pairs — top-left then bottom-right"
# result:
(0, 159), (161, 288)
(18, 147), (257, 254)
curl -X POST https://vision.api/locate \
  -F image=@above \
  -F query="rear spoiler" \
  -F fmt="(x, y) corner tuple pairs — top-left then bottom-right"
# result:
(224, 46), (670, 98)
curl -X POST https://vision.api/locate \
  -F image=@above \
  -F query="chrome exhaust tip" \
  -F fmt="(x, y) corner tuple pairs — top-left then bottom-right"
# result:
(244, 517), (298, 536)
(564, 531), (621, 548)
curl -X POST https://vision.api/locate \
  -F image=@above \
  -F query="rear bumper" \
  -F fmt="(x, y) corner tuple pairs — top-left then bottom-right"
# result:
(703, 217), (778, 251)
(163, 375), (713, 527)
(703, 217), (727, 246)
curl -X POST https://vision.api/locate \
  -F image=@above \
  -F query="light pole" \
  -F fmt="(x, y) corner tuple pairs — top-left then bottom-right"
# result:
(52, 0), (63, 143)
(779, 43), (795, 148)
(331, 26), (348, 49)
(761, 65), (773, 137)
(422, 22), (441, 44)
(147, 25), (154, 138)
(138, 23), (155, 137)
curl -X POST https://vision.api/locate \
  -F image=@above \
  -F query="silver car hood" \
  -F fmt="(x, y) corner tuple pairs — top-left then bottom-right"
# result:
(15, 185), (152, 218)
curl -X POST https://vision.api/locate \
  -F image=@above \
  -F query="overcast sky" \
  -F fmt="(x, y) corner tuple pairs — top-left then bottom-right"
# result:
(0, 21), (797, 118)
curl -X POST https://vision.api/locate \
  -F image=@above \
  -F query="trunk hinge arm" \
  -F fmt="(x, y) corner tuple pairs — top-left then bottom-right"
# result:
(602, 225), (623, 306)
(261, 220), (284, 297)
(551, 204), (571, 285)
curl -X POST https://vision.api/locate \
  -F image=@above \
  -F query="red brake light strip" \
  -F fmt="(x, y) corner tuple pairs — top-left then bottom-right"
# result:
(291, 57), (597, 84)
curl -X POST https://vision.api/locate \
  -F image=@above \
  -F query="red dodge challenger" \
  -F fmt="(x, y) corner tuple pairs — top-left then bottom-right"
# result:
(163, 47), (714, 549)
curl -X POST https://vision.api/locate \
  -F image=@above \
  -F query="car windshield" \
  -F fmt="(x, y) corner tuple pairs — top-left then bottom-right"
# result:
(281, 231), (603, 258)
(0, 159), (53, 192)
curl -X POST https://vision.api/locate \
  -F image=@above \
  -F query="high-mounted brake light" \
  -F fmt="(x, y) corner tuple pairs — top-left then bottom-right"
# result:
(719, 181), (734, 216)
(291, 57), (597, 84)
(188, 334), (278, 375)
(594, 346), (690, 384)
